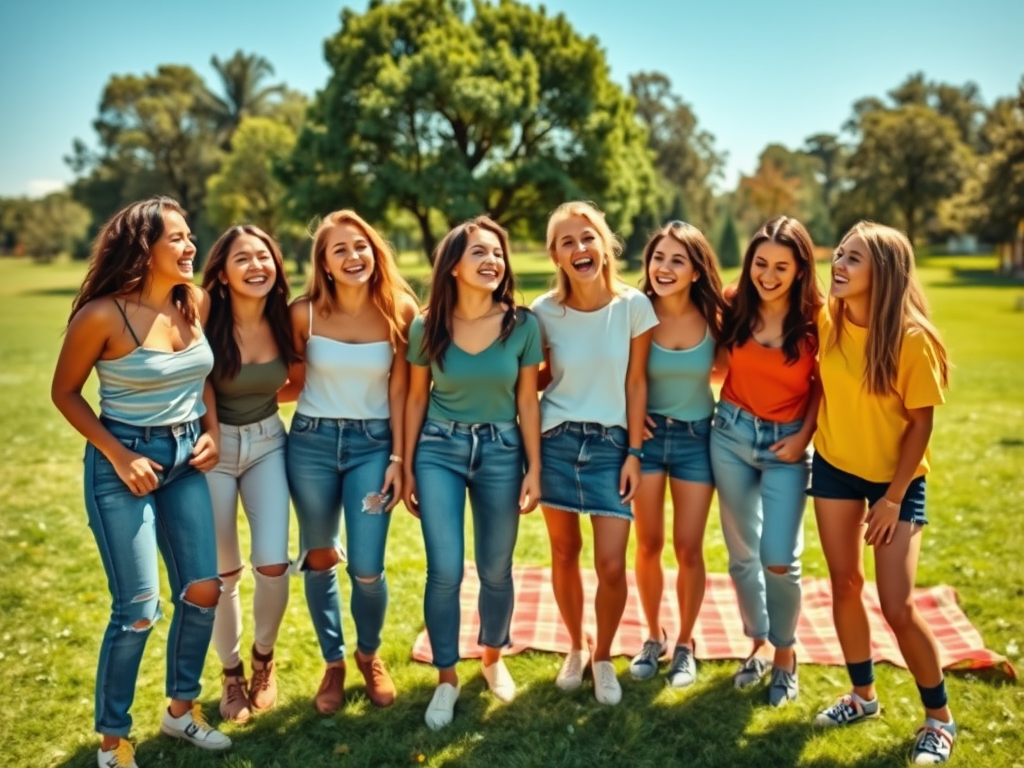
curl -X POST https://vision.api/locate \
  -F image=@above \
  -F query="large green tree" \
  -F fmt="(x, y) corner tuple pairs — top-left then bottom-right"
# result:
(283, 0), (653, 258)
(836, 105), (972, 244)
(0, 193), (91, 261)
(68, 64), (222, 233)
(206, 116), (298, 236)
(969, 83), (1024, 243)
(629, 71), (723, 232)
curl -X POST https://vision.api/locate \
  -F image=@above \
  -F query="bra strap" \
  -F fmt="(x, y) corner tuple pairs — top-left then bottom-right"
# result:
(113, 299), (143, 348)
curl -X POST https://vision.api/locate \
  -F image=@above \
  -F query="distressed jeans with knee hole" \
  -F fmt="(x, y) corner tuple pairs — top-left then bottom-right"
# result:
(85, 418), (220, 737)
(206, 414), (291, 668)
(286, 415), (393, 662)
(709, 401), (810, 649)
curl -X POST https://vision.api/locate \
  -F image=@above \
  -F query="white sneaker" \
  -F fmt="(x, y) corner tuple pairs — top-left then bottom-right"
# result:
(159, 705), (232, 751)
(592, 660), (621, 705)
(424, 683), (460, 730)
(481, 658), (516, 702)
(97, 739), (138, 768)
(555, 649), (588, 691)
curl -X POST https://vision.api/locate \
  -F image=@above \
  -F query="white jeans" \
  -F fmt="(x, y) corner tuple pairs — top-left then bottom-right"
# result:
(206, 413), (291, 667)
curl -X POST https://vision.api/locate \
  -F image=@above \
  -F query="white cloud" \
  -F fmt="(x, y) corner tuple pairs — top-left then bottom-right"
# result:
(25, 179), (67, 198)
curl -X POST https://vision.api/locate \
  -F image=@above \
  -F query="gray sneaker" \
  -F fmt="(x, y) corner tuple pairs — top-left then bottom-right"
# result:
(628, 637), (666, 680)
(813, 693), (881, 727)
(667, 644), (697, 688)
(767, 663), (798, 706)
(912, 722), (955, 764)
(733, 656), (772, 689)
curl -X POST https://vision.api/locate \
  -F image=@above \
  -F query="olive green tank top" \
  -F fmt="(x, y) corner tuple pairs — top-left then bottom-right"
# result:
(211, 357), (288, 426)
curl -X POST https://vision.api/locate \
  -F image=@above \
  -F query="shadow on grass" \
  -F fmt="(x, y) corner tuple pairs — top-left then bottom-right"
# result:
(21, 286), (80, 297)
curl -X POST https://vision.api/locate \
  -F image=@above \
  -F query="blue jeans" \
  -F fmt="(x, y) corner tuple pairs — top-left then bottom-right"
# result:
(709, 401), (810, 648)
(85, 418), (219, 737)
(286, 414), (393, 662)
(415, 419), (524, 669)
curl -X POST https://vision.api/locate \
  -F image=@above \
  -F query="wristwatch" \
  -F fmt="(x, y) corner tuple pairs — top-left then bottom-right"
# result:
(627, 446), (644, 460)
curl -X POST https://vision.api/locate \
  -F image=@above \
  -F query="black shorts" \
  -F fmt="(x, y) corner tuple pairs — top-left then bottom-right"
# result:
(807, 451), (927, 525)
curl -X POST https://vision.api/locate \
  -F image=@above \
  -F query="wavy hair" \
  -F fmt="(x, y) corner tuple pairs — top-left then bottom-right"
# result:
(420, 216), (523, 370)
(827, 221), (950, 395)
(640, 220), (725, 343)
(720, 216), (823, 364)
(304, 210), (416, 345)
(201, 225), (298, 379)
(69, 196), (198, 325)
(546, 201), (624, 303)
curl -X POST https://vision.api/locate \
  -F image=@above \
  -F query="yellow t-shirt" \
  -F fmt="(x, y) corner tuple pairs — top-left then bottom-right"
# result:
(814, 310), (945, 482)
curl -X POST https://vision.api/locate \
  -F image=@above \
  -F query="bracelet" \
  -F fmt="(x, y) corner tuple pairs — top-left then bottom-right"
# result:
(626, 446), (644, 460)
(389, 454), (404, 465)
(882, 496), (901, 509)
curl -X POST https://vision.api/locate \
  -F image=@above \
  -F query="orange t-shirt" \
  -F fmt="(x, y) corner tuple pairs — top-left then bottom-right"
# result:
(720, 339), (815, 423)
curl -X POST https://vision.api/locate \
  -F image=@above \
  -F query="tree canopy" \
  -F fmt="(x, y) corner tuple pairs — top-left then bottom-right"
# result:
(283, 0), (654, 258)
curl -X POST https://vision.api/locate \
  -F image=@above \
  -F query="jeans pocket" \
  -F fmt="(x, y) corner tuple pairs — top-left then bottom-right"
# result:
(290, 414), (315, 434)
(420, 421), (450, 441)
(364, 420), (392, 444)
(496, 426), (523, 450)
(713, 413), (730, 431)
(604, 428), (628, 450)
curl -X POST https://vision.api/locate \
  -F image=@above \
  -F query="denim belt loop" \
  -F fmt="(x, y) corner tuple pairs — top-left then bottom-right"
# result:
(718, 401), (742, 428)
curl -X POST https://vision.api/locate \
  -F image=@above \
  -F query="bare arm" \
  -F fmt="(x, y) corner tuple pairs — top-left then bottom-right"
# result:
(865, 406), (934, 546)
(537, 347), (553, 391)
(277, 300), (309, 404)
(620, 328), (653, 504)
(402, 362), (432, 517)
(381, 298), (418, 511)
(516, 364), (542, 513)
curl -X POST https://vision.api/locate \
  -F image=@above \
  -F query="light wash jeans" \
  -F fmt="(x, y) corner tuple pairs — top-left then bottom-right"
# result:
(206, 413), (290, 667)
(286, 414), (392, 662)
(414, 419), (524, 669)
(85, 418), (219, 737)
(709, 401), (810, 649)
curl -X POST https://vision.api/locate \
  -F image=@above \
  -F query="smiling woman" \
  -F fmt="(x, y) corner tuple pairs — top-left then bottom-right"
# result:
(200, 225), (299, 724)
(49, 197), (231, 767)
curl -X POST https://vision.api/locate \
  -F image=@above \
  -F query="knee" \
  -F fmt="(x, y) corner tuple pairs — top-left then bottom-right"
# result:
(636, 532), (665, 561)
(119, 590), (160, 632)
(766, 564), (790, 576)
(550, 536), (582, 567)
(427, 559), (463, 591)
(830, 571), (864, 602)
(880, 599), (917, 633)
(255, 563), (289, 578)
(477, 558), (512, 588)
(674, 540), (704, 570)
(304, 548), (340, 572)
(595, 554), (626, 586)
(183, 578), (222, 609)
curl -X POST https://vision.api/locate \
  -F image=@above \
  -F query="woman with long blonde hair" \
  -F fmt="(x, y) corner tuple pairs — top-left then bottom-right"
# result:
(810, 222), (954, 765)
(531, 201), (657, 706)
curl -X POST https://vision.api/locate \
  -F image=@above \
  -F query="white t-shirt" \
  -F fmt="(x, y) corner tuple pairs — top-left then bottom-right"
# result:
(531, 285), (658, 432)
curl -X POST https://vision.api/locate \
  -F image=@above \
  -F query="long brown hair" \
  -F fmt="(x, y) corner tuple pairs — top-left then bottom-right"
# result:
(720, 216), (823, 364)
(420, 216), (523, 370)
(546, 201), (625, 304)
(827, 221), (950, 395)
(201, 225), (298, 379)
(69, 197), (198, 325)
(304, 210), (416, 345)
(639, 221), (725, 343)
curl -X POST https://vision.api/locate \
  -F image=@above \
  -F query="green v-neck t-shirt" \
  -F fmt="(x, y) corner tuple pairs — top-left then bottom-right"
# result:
(407, 310), (544, 424)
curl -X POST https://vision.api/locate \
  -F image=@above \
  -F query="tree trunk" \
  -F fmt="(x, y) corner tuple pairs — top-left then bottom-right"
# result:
(414, 208), (437, 264)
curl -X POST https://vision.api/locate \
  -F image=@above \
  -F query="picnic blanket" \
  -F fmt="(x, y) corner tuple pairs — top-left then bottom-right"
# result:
(410, 564), (1016, 678)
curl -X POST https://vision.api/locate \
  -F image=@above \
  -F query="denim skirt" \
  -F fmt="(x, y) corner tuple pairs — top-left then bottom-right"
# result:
(540, 421), (632, 520)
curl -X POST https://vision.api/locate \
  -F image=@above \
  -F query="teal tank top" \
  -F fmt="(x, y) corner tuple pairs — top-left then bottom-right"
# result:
(646, 328), (715, 421)
(95, 301), (215, 426)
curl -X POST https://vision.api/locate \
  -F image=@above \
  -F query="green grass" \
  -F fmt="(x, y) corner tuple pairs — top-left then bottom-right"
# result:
(1, 254), (1022, 767)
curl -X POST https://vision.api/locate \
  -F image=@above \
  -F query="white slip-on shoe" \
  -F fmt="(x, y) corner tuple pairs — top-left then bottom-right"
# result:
(424, 683), (460, 730)
(481, 658), (516, 702)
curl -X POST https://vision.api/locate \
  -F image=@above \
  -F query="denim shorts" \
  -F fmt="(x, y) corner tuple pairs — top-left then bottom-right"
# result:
(808, 451), (928, 525)
(540, 421), (631, 520)
(640, 413), (713, 484)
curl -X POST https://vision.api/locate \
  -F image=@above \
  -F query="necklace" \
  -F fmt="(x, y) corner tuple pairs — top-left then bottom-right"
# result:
(452, 306), (503, 322)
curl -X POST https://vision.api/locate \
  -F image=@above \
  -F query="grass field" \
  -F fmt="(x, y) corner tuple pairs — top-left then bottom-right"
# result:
(0, 254), (1022, 768)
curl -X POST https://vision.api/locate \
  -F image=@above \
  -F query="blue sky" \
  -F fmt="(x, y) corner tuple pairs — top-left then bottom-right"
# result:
(0, 0), (1020, 198)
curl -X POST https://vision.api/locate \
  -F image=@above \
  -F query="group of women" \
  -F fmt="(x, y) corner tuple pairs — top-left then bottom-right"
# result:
(52, 196), (955, 768)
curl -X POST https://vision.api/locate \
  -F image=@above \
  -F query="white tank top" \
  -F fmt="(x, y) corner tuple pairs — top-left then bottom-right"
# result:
(296, 302), (394, 419)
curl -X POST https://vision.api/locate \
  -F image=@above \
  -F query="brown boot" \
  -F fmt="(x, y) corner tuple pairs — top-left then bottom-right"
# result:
(219, 666), (251, 723)
(356, 652), (397, 707)
(249, 649), (278, 713)
(314, 663), (346, 715)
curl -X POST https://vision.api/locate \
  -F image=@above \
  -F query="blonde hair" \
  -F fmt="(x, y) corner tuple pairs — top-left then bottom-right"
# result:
(827, 221), (950, 395)
(305, 209), (417, 345)
(546, 201), (624, 303)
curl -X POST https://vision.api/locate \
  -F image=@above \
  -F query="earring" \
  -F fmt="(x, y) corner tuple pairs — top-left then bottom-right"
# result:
(326, 272), (334, 282)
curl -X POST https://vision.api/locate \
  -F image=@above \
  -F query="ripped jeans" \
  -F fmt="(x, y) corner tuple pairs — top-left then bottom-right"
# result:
(286, 414), (393, 662)
(85, 418), (220, 737)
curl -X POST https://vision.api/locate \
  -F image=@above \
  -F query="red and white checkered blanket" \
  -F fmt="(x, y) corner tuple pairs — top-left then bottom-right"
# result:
(410, 564), (1015, 677)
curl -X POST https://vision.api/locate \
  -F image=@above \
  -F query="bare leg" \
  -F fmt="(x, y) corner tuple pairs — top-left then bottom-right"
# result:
(542, 506), (585, 650)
